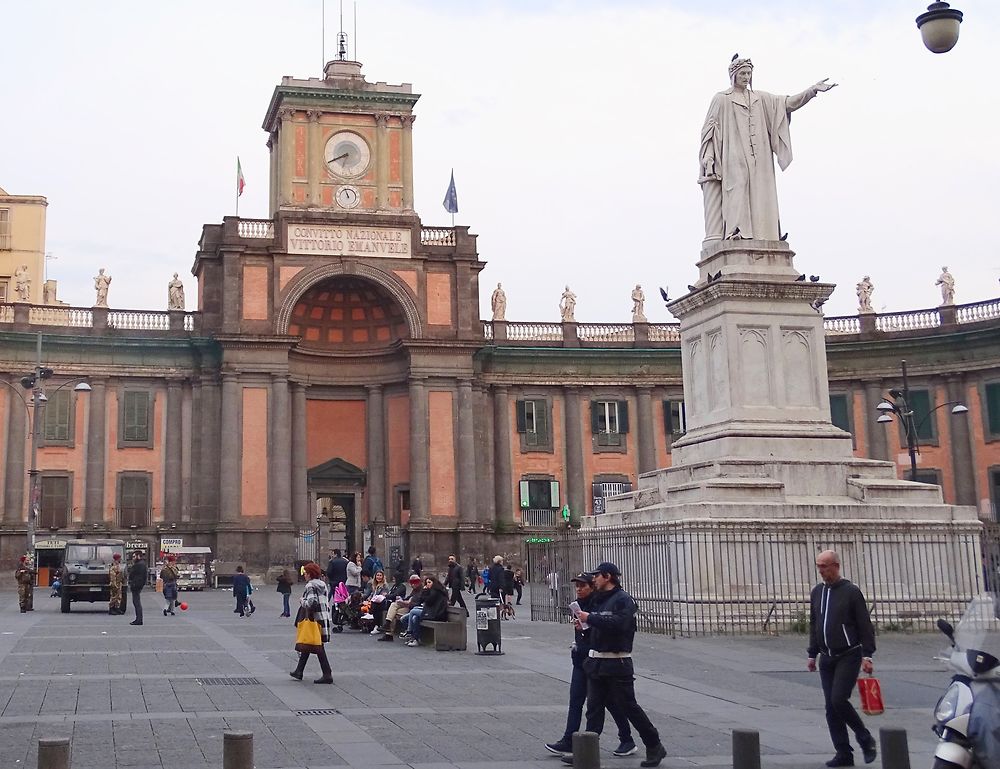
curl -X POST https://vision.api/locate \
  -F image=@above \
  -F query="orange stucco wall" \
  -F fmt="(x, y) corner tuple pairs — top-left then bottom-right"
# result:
(426, 273), (452, 326)
(105, 388), (164, 522)
(279, 265), (304, 292)
(33, 393), (88, 522)
(968, 382), (1000, 515)
(305, 399), (366, 471)
(509, 393), (566, 523)
(241, 388), (268, 517)
(386, 393), (410, 525)
(294, 123), (306, 177)
(242, 265), (269, 320)
(394, 270), (418, 298)
(428, 390), (457, 518)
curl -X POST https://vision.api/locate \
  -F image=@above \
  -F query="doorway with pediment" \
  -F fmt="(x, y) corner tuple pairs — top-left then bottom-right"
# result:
(307, 458), (367, 559)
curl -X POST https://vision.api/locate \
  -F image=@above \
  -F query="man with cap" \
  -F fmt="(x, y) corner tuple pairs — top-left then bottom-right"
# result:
(14, 556), (34, 613)
(109, 552), (125, 615)
(545, 572), (636, 757)
(562, 562), (667, 768)
(127, 550), (148, 626)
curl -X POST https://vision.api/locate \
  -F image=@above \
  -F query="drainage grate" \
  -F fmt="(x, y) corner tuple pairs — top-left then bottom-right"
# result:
(297, 709), (339, 716)
(195, 677), (261, 686)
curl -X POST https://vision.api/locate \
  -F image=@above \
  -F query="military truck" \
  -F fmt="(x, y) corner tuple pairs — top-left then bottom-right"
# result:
(60, 539), (127, 613)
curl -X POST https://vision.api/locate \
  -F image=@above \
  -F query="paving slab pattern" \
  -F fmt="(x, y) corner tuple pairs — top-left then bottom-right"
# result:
(0, 587), (949, 769)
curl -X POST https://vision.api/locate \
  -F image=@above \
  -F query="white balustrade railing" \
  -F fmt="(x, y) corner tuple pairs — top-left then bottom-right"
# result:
(506, 322), (563, 341)
(957, 298), (1000, 324)
(482, 321), (493, 340)
(28, 306), (92, 327)
(875, 309), (940, 332)
(420, 228), (456, 246)
(108, 310), (171, 331)
(0, 305), (13, 323)
(647, 324), (681, 342)
(521, 508), (556, 528)
(578, 324), (634, 342)
(237, 219), (275, 239)
(823, 316), (861, 334)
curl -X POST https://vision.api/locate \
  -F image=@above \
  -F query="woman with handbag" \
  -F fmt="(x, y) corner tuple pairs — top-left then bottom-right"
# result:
(291, 562), (333, 684)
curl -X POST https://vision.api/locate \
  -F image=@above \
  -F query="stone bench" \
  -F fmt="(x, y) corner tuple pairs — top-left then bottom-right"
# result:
(420, 606), (467, 651)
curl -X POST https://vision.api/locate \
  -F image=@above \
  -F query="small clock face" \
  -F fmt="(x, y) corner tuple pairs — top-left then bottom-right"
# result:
(325, 131), (371, 178)
(336, 185), (360, 209)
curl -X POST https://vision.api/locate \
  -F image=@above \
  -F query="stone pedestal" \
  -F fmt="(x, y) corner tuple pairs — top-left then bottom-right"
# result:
(590, 239), (981, 631)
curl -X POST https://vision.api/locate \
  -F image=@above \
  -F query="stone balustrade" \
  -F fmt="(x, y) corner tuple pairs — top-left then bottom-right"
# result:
(0, 303), (200, 335)
(420, 227), (456, 245)
(236, 218), (275, 239)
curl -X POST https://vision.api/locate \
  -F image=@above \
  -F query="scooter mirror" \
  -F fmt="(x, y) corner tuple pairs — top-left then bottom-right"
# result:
(937, 618), (955, 640)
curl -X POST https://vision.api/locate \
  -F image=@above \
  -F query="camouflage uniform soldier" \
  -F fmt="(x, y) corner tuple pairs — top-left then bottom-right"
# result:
(15, 556), (34, 613)
(109, 553), (124, 615)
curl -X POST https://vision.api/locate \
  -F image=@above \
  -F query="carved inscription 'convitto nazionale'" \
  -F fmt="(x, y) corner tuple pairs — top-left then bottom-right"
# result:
(286, 225), (412, 258)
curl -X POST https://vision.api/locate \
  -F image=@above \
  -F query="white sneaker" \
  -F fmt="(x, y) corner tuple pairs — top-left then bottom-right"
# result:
(405, 639), (419, 647)
(362, 613), (374, 620)
(370, 627), (380, 635)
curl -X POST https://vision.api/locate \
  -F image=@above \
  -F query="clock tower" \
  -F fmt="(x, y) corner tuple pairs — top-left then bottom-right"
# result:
(262, 59), (419, 217)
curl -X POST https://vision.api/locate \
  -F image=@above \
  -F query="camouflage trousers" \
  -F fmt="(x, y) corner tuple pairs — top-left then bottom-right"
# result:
(109, 584), (122, 611)
(17, 583), (33, 611)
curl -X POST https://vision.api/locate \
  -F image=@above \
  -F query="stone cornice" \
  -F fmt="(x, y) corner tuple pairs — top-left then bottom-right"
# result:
(262, 87), (420, 132)
(667, 279), (834, 317)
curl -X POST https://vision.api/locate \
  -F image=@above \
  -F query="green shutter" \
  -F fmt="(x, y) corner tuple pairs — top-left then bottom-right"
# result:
(519, 480), (530, 508)
(536, 401), (549, 443)
(986, 383), (1000, 436)
(549, 480), (560, 508)
(909, 390), (934, 440)
(515, 400), (527, 433)
(590, 401), (600, 433)
(618, 401), (629, 433)
(124, 392), (150, 442)
(829, 394), (851, 433)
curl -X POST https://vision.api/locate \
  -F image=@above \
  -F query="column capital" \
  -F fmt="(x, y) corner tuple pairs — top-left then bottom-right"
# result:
(365, 383), (384, 394)
(374, 112), (391, 127)
(306, 109), (321, 122)
(270, 372), (289, 383)
(401, 114), (416, 128)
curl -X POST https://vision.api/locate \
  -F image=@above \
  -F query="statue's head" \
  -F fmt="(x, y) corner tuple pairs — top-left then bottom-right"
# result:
(729, 55), (753, 87)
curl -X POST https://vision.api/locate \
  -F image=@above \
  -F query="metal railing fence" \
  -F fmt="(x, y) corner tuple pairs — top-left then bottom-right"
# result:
(527, 520), (992, 636)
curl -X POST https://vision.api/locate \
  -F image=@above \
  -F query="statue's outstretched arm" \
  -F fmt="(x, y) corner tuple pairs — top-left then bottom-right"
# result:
(787, 78), (837, 111)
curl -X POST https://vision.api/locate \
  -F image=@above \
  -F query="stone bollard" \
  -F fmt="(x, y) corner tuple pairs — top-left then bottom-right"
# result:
(571, 731), (601, 769)
(879, 727), (910, 769)
(223, 730), (254, 769)
(37, 737), (70, 769)
(732, 729), (761, 769)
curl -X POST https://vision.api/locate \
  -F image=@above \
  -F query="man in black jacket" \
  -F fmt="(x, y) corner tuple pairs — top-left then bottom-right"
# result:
(445, 555), (468, 616)
(326, 549), (349, 587)
(807, 550), (877, 767)
(127, 551), (148, 626)
(545, 573), (635, 757)
(563, 562), (666, 768)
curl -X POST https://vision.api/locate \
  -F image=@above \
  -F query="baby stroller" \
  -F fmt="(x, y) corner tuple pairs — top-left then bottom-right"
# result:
(329, 581), (350, 633)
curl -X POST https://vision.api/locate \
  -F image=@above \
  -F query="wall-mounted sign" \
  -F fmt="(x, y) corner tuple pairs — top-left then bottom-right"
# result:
(286, 225), (412, 258)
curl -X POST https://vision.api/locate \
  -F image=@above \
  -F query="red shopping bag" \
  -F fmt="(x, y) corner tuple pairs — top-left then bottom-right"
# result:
(857, 676), (885, 715)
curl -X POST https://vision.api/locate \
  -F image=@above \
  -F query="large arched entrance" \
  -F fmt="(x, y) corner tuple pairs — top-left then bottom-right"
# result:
(287, 276), (411, 349)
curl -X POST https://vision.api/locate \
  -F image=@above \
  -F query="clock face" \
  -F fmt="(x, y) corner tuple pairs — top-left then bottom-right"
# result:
(336, 185), (360, 209)
(325, 131), (371, 178)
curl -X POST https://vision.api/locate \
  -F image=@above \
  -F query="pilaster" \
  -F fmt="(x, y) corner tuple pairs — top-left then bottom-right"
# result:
(375, 113), (390, 210)
(307, 110), (321, 206)
(564, 386), (585, 522)
(270, 374), (292, 522)
(948, 375), (976, 506)
(163, 379), (183, 522)
(408, 379), (429, 523)
(83, 378), (106, 523)
(278, 107), (295, 207)
(219, 373), (241, 522)
(291, 382), (309, 525)
(3, 386), (26, 523)
(636, 386), (656, 475)
(401, 115), (415, 211)
(492, 385), (513, 525)
(366, 384), (386, 523)
(456, 379), (478, 526)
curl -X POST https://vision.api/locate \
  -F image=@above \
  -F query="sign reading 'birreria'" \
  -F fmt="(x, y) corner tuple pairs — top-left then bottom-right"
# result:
(286, 225), (412, 258)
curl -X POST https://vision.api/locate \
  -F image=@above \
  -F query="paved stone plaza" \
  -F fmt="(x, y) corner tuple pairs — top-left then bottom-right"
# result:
(0, 586), (947, 769)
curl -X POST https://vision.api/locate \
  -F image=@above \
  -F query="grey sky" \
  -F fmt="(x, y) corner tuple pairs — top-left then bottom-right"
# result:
(1, 1), (995, 321)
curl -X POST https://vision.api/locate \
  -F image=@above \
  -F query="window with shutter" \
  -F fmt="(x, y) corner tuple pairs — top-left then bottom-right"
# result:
(39, 475), (70, 529)
(42, 390), (72, 444)
(664, 399), (687, 437)
(829, 394), (851, 433)
(907, 390), (935, 441)
(0, 209), (10, 251)
(118, 473), (151, 527)
(986, 383), (1000, 437)
(517, 398), (552, 451)
(121, 391), (152, 445)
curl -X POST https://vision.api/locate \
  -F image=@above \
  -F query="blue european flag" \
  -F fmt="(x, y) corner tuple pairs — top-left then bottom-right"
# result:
(442, 170), (459, 214)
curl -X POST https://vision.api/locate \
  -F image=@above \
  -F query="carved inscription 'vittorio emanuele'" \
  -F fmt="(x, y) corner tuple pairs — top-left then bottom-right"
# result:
(286, 225), (412, 258)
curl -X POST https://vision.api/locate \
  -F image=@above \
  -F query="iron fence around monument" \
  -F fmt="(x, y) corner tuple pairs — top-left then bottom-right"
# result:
(526, 520), (990, 636)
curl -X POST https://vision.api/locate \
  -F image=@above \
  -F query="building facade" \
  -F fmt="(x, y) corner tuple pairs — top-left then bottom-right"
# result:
(1, 61), (999, 572)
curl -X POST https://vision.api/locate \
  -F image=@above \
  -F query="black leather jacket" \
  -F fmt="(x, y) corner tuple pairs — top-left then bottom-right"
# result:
(586, 585), (638, 654)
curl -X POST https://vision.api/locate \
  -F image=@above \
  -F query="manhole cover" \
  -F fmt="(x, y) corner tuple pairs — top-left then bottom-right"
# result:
(297, 708), (339, 716)
(195, 677), (261, 686)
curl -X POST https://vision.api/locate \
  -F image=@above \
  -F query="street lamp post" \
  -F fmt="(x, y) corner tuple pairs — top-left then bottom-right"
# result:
(1, 334), (91, 555)
(876, 359), (968, 481)
(916, 1), (964, 54)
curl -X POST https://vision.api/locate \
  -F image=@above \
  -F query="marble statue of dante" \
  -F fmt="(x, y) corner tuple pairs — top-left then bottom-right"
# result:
(631, 284), (647, 322)
(167, 273), (185, 310)
(94, 268), (111, 307)
(856, 276), (874, 314)
(491, 282), (506, 321)
(559, 285), (577, 322)
(13, 265), (30, 302)
(935, 266), (955, 306)
(699, 55), (836, 242)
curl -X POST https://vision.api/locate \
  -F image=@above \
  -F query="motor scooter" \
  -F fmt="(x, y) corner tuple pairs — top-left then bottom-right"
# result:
(932, 593), (1000, 768)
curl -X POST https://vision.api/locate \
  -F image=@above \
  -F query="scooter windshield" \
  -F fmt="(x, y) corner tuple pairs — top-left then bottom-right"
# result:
(955, 593), (1000, 657)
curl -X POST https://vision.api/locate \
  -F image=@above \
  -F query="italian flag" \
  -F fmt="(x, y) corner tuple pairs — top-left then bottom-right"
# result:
(237, 157), (246, 197)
